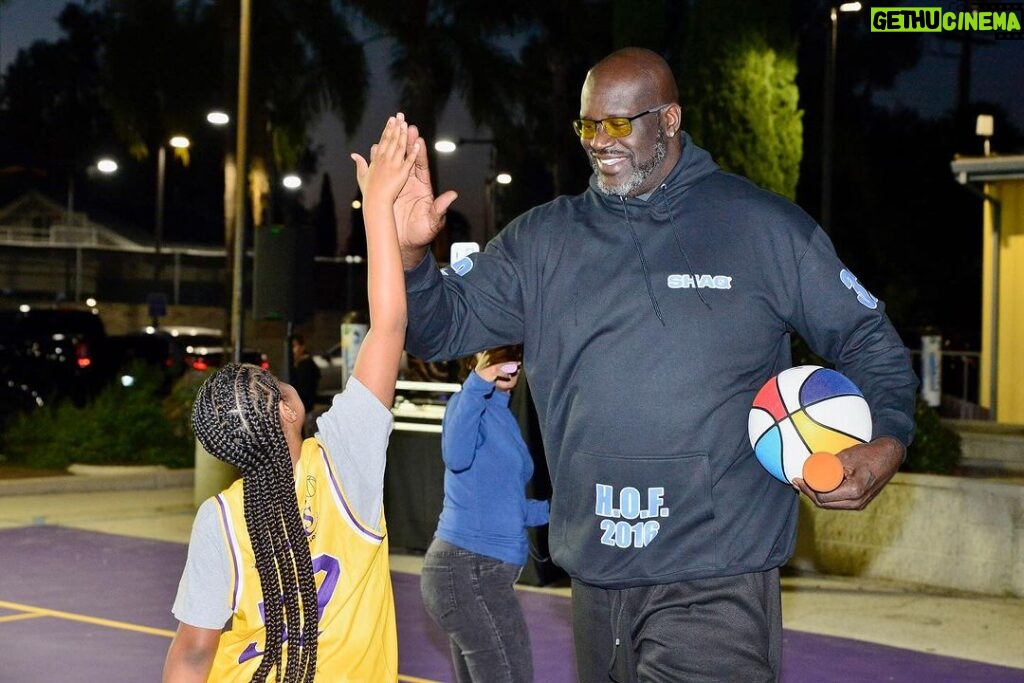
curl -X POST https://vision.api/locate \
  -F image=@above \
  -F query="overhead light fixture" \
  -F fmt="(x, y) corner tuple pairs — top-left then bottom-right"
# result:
(96, 158), (118, 174)
(206, 111), (230, 126)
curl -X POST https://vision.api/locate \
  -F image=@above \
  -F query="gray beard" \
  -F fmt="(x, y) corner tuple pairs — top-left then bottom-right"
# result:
(593, 128), (668, 197)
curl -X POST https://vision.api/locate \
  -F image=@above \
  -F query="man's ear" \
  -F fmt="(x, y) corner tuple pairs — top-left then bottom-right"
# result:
(665, 103), (682, 137)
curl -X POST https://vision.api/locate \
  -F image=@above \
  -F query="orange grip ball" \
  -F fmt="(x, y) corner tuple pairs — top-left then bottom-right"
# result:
(802, 452), (845, 493)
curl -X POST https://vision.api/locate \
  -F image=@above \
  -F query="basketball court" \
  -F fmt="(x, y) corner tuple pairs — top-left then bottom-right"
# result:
(1, 479), (1023, 682)
(2, 524), (1023, 682)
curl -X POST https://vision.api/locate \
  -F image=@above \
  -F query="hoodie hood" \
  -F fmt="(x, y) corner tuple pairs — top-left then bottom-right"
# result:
(584, 131), (721, 318)
(586, 132), (720, 206)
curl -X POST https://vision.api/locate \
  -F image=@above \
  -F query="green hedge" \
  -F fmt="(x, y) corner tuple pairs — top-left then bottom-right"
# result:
(903, 397), (962, 474)
(0, 363), (205, 471)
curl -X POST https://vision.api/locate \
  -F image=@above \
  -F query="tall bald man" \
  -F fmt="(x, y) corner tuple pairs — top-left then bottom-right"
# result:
(394, 47), (916, 682)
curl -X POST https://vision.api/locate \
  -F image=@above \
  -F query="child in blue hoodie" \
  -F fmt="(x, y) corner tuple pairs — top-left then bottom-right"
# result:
(420, 345), (550, 683)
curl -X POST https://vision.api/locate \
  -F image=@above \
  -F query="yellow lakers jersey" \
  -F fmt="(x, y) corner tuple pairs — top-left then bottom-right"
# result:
(206, 437), (398, 682)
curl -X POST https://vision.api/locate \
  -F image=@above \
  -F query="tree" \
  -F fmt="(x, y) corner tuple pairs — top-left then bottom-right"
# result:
(98, 0), (368, 242)
(348, 0), (525, 255)
(313, 173), (337, 257)
(508, 1), (617, 206)
(0, 3), (117, 208)
(678, 0), (802, 198)
(791, 0), (923, 221)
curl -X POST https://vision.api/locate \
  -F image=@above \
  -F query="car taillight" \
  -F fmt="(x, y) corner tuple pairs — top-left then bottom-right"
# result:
(192, 359), (210, 371)
(75, 342), (92, 368)
(260, 360), (270, 370)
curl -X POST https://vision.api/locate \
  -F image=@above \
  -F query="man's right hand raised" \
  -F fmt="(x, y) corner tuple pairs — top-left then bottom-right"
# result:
(394, 122), (459, 270)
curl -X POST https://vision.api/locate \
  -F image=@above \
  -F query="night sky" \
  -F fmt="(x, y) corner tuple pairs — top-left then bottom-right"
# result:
(2, 0), (1023, 248)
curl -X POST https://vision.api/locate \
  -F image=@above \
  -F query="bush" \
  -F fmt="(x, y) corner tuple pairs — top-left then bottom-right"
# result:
(903, 398), (962, 474)
(0, 363), (206, 470)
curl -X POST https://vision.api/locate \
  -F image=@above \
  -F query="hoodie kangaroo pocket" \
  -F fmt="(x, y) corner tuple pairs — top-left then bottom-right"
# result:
(553, 449), (717, 585)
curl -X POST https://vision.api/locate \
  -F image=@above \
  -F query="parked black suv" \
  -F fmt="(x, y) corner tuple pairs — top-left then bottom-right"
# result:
(109, 325), (270, 381)
(0, 306), (116, 410)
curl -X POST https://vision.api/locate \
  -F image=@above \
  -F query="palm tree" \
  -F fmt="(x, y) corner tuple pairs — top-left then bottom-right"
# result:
(347, 0), (525, 256)
(507, 0), (618, 201)
(99, 0), (368, 237)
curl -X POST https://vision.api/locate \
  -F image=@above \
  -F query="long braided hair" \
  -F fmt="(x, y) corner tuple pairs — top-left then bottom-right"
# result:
(192, 363), (319, 682)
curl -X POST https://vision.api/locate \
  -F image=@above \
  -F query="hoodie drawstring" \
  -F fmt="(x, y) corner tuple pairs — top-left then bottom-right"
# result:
(668, 209), (713, 311)
(620, 197), (666, 326)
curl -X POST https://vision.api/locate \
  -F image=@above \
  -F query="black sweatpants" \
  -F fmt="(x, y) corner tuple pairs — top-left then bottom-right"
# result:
(571, 568), (782, 683)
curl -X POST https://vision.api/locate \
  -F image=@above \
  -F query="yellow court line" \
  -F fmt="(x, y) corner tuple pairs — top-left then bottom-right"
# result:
(0, 600), (175, 637)
(0, 600), (443, 682)
(0, 612), (46, 624)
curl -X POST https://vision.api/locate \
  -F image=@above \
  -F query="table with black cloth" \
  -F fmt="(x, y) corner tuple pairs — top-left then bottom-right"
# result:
(382, 378), (567, 587)
(383, 427), (446, 553)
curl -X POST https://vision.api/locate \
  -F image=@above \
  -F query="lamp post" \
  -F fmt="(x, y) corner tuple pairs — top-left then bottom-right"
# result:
(821, 1), (862, 233)
(230, 0), (252, 365)
(205, 109), (236, 354)
(433, 137), (511, 243)
(154, 135), (191, 291)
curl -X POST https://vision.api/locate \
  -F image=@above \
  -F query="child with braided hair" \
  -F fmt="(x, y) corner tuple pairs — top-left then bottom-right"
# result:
(163, 113), (419, 683)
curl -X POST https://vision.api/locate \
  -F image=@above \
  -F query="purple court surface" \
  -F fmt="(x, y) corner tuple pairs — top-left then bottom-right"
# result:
(1, 526), (1022, 682)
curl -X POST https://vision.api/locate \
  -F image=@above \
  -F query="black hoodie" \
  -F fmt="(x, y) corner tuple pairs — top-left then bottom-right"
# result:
(405, 134), (917, 587)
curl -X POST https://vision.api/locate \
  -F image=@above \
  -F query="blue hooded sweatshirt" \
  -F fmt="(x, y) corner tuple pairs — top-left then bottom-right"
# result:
(435, 370), (550, 566)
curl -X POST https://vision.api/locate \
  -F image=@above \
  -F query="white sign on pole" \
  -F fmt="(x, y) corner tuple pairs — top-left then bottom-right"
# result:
(921, 335), (942, 407)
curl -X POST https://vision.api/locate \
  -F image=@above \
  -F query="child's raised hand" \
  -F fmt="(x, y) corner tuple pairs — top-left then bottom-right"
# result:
(351, 113), (420, 206)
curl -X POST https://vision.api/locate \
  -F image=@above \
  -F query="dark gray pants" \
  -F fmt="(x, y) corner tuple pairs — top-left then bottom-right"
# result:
(571, 568), (782, 683)
(420, 538), (533, 683)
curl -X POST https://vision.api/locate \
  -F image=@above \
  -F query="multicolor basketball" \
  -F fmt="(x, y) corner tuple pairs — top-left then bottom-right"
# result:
(747, 365), (872, 492)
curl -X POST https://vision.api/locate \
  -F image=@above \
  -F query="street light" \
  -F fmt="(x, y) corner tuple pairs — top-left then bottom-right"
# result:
(433, 137), (512, 242)
(821, 1), (862, 233)
(206, 110), (230, 126)
(65, 157), (120, 228)
(96, 158), (118, 174)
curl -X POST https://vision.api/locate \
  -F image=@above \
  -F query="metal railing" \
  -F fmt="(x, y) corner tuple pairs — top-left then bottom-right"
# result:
(910, 348), (985, 419)
(0, 235), (368, 312)
(0, 223), (141, 249)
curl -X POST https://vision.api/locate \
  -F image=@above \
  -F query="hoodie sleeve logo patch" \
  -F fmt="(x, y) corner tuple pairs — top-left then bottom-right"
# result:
(840, 269), (879, 309)
(443, 256), (474, 277)
(595, 484), (668, 548)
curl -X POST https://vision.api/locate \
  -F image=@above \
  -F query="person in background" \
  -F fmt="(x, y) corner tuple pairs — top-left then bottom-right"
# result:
(162, 113), (416, 682)
(290, 332), (321, 437)
(420, 344), (550, 683)
(390, 47), (917, 682)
